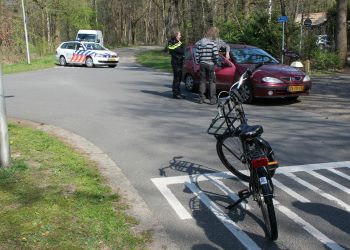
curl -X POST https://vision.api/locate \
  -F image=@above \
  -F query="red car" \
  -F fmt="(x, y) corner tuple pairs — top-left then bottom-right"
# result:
(182, 44), (312, 103)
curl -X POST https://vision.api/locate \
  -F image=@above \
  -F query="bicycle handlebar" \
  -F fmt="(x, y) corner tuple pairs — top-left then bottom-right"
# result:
(247, 62), (264, 76)
(230, 63), (264, 94)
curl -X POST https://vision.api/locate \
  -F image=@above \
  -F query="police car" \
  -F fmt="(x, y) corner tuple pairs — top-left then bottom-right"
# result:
(56, 41), (119, 68)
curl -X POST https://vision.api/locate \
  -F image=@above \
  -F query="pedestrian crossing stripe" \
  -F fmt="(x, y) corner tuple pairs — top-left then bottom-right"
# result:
(151, 161), (350, 250)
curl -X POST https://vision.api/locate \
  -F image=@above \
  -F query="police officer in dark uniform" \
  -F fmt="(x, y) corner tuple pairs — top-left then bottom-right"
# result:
(168, 30), (185, 99)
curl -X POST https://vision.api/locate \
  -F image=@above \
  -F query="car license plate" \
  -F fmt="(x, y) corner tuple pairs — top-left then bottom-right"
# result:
(288, 85), (304, 92)
(108, 58), (117, 61)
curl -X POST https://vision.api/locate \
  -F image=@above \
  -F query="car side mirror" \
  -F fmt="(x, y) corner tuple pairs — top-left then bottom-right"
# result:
(221, 61), (231, 67)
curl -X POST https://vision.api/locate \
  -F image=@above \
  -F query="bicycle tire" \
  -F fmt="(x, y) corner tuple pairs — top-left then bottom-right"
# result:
(256, 172), (278, 241)
(216, 134), (250, 181)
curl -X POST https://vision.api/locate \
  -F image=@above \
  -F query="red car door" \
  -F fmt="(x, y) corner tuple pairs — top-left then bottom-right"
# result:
(215, 56), (236, 91)
(183, 47), (200, 81)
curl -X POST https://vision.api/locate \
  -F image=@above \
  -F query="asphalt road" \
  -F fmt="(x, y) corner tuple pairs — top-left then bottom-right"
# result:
(3, 47), (350, 249)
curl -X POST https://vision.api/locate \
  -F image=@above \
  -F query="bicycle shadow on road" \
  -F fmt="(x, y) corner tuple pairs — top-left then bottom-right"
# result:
(158, 156), (218, 177)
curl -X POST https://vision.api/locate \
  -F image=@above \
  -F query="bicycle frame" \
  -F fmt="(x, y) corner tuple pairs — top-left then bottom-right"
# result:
(210, 63), (279, 241)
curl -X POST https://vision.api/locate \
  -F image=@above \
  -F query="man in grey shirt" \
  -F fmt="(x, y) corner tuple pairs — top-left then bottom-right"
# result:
(195, 27), (222, 104)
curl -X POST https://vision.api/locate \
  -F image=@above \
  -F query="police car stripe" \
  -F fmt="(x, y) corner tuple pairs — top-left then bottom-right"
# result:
(70, 50), (97, 63)
(78, 51), (84, 63)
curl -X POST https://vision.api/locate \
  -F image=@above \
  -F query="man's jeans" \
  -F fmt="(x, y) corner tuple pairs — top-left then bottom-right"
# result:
(199, 62), (216, 101)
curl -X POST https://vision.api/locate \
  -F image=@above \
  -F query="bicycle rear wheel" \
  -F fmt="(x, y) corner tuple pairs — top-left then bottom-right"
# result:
(216, 134), (250, 181)
(256, 172), (278, 241)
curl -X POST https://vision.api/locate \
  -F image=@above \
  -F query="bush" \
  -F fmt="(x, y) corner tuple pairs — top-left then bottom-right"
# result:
(218, 12), (300, 60)
(311, 50), (341, 71)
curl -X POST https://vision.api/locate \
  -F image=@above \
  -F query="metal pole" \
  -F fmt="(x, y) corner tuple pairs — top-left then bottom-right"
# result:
(299, 12), (304, 55)
(282, 22), (285, 64)
(21, 0), (31, 64)
(0, 65), (10, 168)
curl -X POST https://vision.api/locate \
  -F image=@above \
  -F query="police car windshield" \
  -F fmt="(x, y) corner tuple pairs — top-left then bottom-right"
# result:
(231, 47), (278, 64)
(82, 43), (105, 51)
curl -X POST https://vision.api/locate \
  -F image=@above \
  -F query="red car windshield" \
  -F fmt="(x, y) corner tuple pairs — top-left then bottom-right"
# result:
(231, 48), (278, 64)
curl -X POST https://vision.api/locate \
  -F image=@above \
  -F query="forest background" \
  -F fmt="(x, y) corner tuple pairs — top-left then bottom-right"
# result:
(0, 0), (349, 70)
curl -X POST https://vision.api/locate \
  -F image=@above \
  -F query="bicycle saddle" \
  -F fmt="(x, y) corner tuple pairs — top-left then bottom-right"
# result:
(238, 124), (263, 140)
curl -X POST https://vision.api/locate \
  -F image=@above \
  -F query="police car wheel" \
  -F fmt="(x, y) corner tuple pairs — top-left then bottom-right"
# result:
(59, 56), (67, 66)
(85, 57), (94, 68)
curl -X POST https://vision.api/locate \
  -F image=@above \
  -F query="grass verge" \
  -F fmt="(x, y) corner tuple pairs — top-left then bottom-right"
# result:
(0, 123), (150, 249)
(136, 50), (172, 72)
(2, 55), (57, 74)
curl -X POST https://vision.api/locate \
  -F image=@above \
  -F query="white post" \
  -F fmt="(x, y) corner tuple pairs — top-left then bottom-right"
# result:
(299, 5), (304, 55)
(282, 22), (285, 64)
(21, 0), (31, 64)
(0, 65), (10, 167)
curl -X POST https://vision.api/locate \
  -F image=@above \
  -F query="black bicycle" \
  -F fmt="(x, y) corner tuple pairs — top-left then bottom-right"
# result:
(207, 63), (279, 241)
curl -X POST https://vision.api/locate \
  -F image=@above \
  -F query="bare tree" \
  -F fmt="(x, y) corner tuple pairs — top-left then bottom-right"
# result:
(336, 0), (347, 67)
(243, 0), (252, 18)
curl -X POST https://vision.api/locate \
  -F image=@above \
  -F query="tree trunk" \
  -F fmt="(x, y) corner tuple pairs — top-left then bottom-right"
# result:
(46, 7), (51, 50)
(243, 0), (252, 19)
(279, 0), (286, 16)
(336, 0), (348, 67)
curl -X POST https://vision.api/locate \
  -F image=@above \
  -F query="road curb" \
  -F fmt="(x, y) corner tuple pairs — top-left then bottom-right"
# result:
(9, 118), (178, 250)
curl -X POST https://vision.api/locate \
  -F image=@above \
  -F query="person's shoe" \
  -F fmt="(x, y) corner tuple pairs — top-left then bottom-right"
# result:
(173, 94), (184, 99)
(198, 98), (204, 104)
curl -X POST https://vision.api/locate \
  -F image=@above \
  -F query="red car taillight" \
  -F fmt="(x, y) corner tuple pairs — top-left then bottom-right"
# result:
(251, 157), (269, 168)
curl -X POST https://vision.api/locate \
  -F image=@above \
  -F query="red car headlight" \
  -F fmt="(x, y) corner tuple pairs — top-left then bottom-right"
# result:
(262, 77), (283, 84)
(303, 75), (311, 82)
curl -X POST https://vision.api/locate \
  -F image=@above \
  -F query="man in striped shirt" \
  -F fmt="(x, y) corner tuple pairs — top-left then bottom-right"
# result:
(195, 27), (219, 105)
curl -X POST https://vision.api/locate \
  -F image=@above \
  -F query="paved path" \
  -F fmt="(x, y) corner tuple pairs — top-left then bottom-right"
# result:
(292, 73), (350, 122)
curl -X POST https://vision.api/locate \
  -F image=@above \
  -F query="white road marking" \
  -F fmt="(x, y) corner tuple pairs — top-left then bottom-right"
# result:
(276, 161), (350, 174)
(151, 178), (192, 220)
(310, 170), (350, 194)
(151, 161), (350, 249)
(239, 176), (345, 250)
(284, 172), (350, 212)
(273, 178), (311, 202)
(328, 168), (350, 181)
(203, 175), (251, 210)
(185, 181), (260, 250)
(276, 203), (345, 250)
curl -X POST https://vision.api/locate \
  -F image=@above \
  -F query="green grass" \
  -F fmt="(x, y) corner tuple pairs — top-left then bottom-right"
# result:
(2, 55), (57, 74)
(0, 123), (150, 249)
(136, 50), (172, 72)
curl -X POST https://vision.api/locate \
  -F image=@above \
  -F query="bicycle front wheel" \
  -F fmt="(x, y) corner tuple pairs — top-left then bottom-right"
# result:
(256, 172), (278, 241)
(216, 134), (250, 181)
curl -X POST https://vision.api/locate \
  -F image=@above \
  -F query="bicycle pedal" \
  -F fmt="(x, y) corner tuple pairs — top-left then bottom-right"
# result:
(238, 189), (249, 198)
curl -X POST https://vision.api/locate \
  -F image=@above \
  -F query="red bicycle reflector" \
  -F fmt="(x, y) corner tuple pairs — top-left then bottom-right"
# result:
(251, 157), (269, 168)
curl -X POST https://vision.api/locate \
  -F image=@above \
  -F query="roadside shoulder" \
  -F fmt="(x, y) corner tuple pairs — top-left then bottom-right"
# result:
(9, 118), (178, 250)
